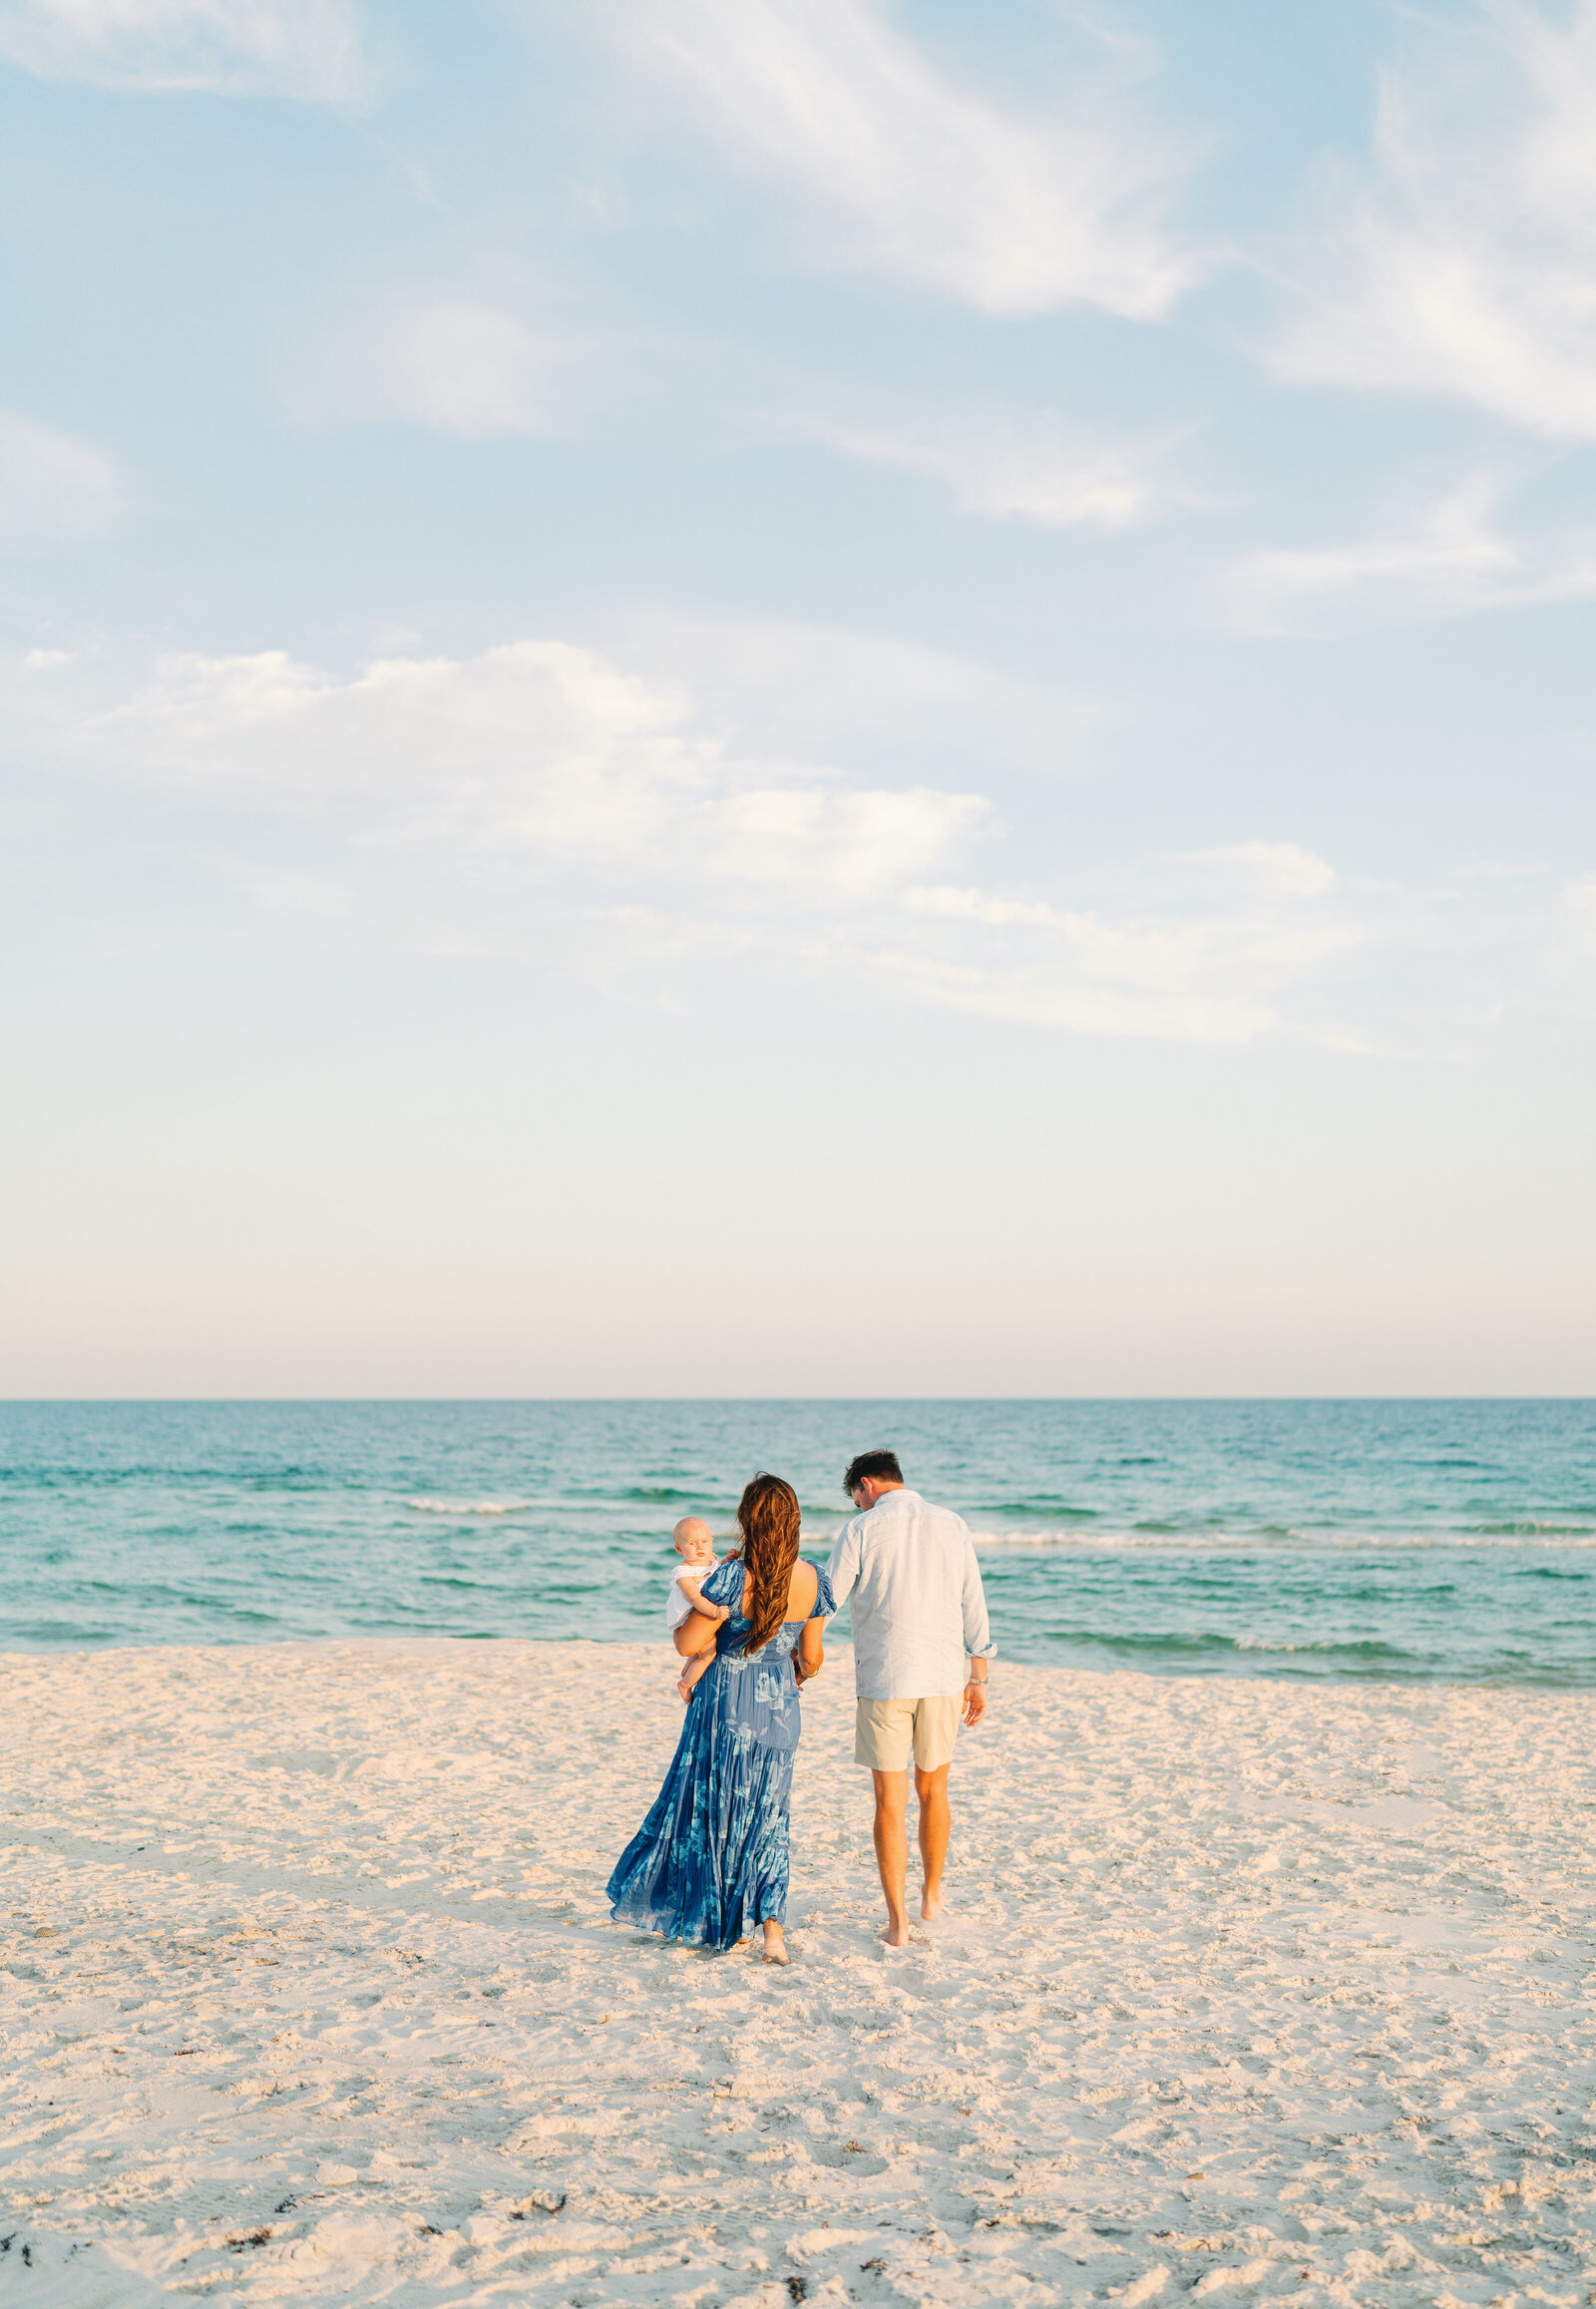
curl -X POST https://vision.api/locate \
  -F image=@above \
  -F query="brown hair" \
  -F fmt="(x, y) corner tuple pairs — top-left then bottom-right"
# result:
(733, 1472), (802, 1654)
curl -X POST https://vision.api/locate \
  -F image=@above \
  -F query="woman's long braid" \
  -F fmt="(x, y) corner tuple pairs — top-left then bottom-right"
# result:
(734, 1473), (801, 1653)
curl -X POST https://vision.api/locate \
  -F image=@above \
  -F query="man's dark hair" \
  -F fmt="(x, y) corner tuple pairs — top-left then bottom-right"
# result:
(844, 1449), (904, 1497)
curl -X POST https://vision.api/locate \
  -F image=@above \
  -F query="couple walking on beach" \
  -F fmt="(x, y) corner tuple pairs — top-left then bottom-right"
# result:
(606, 1451), (995, 1960)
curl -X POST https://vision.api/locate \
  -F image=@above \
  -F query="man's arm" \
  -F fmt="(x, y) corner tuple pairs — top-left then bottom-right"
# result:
(827, 1521), (861, 1613)
(961, 1534), (994, 1726)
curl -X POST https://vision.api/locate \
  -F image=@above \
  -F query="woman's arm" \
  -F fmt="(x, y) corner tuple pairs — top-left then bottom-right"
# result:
(795, 1615), (824, 1684)
(674, 1610), (719, 1659)
(791, 1559), (823, 1683)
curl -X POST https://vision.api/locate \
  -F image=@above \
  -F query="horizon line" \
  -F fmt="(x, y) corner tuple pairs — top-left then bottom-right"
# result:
(2, 1394), (1591, 1408)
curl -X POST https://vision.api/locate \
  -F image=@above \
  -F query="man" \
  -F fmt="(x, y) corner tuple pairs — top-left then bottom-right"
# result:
(827, 1450), (993, 1947)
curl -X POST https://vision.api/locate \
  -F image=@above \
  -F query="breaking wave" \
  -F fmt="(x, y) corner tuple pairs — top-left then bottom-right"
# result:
(404, 1497), (531, 1517)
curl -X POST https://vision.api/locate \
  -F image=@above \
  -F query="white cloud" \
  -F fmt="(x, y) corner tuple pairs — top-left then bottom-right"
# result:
(286, 301), (569, 438)
(1278, 3), (1596, 435)
(90, 636), (989, 901)
(867, 948), (1277, 1045)
(1557, 872), (1596, 962)
(898, 851), (1357, 1042)
(799, 407), (1177, 530)
(99, 639), (709, 848)
(380, 304), (559, 438)
(0, 407), (126, 549)
(621, 612), (1109, 783)
(82, 630), (1348, 1043)
(903, 884), (1059, 930)
(27, 627), (1559, 1049)
(0, 0), (370, 101)
(1201, 843), (1338, 899)
(1220, 474), (1596, 634)
(597, 0), (1202, 317)
(711, 785), (983, 897)
(44, 629), (1302, 1042)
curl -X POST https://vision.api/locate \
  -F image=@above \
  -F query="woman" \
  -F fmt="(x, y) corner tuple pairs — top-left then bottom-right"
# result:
(607, 1472), (832, 1963)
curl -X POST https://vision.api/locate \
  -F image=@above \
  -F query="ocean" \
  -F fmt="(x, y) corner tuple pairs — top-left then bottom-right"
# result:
(2, 1398), (1593, 1684)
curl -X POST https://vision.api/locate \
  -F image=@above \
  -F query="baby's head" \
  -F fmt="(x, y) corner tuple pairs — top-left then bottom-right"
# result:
(672, 1515), (716, 1566)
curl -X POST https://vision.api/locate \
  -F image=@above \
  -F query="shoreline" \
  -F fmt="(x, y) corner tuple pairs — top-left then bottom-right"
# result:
(4, 1641), (1595, 2303)
(7, 1628), (1596, 1697)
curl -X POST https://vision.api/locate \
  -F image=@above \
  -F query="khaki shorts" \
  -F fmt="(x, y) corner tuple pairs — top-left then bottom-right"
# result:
(854, 1695), (961, 1772)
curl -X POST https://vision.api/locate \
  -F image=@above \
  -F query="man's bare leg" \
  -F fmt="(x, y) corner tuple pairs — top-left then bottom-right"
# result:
(871, 1768), (915, 1946)
(916, 1762), (951, 1920)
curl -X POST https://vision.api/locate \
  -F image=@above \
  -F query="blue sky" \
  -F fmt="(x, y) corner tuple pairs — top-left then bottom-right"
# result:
(2, 0), (1592, 1394)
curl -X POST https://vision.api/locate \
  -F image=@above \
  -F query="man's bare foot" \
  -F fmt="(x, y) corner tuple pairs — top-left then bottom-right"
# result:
(920, 1889), (945, 1922)
(762, 1924), (789, 1965)
(878, 1922), (922, 1950)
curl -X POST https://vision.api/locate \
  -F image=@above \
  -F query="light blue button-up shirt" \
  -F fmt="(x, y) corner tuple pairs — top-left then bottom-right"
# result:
(826, 1487), (995, 1701)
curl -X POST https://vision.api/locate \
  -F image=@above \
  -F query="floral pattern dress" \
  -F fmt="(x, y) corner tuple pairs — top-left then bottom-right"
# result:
(606, 1555), (835, 1950)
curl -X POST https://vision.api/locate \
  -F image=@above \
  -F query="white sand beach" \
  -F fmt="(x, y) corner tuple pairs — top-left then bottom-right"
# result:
(4, 1641), (1595, 2307)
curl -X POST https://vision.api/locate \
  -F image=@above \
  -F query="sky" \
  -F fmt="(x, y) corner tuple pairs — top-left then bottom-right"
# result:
(1, 0), (1592, 1397)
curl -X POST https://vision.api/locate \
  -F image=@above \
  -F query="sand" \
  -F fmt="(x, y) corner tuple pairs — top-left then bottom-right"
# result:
(3, 1641), (1596, 2308)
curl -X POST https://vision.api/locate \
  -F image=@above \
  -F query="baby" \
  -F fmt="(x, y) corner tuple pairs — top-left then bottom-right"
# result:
(667, 1515), (731, 1704)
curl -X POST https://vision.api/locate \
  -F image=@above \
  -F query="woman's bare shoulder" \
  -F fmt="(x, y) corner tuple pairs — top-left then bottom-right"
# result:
(787, 1558), (819, 1616)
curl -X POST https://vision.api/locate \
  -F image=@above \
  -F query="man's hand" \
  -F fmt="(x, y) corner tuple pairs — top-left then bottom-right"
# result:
(963, 1677), (988, 1729)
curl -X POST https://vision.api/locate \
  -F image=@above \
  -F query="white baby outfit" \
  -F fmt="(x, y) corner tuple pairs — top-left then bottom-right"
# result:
(665, 1559), (721, 1633)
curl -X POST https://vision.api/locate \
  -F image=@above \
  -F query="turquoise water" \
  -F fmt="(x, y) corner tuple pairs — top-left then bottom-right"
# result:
(2, 1399), (1593, 1683)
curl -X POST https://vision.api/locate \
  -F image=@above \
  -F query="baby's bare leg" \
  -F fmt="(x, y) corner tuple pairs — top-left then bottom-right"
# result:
(676, 1646), (715, 1704)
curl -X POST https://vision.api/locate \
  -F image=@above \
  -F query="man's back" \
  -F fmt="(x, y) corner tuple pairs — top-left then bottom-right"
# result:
(827, 1486), (992, 1701)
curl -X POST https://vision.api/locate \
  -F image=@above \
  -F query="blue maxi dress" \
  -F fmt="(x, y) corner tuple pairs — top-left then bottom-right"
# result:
(607, 1556), (835, 1950)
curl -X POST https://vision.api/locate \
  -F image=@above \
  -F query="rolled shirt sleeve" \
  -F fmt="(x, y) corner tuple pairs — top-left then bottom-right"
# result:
(961, 1534), (995, 1663)
(826, 1525), (861, 1614)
